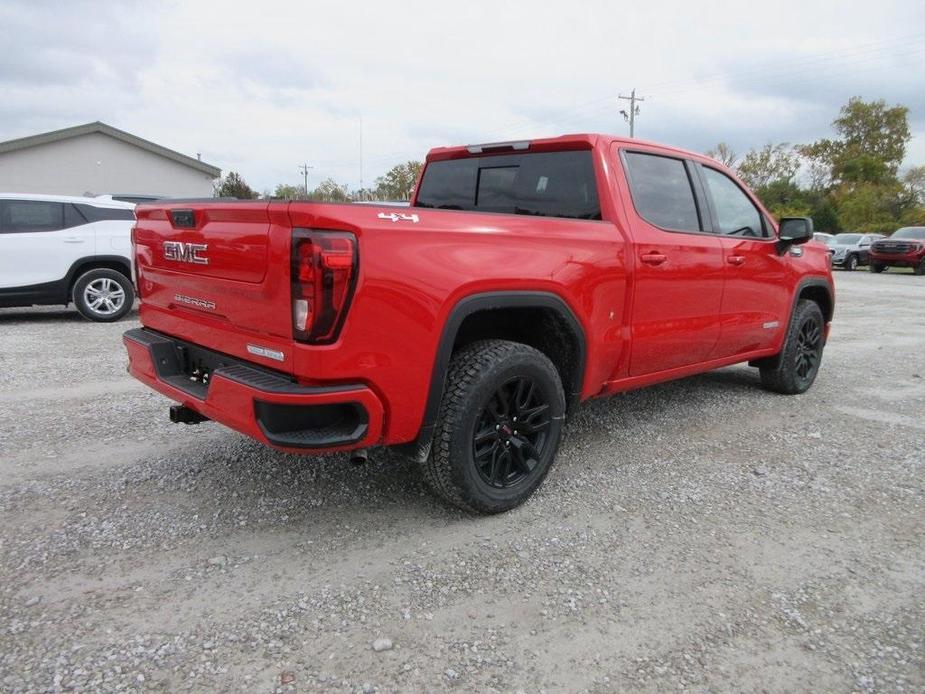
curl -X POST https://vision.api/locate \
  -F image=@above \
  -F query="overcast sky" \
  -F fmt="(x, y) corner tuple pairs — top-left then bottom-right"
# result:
(2, 0), (924, 192)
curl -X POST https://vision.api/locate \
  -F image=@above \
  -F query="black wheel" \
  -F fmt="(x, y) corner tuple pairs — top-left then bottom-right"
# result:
(423, 339), (566, 514)
(845, 254), (858, 271)
(759, 300), (825, 395)
(915, 259), (925, 276)
(72, 269), (135, 322)
(869, 262), (885, 273)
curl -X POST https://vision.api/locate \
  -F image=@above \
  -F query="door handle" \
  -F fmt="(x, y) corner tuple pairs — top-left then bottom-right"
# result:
(640, 252), (667, 266)
(727, 255), (745, 266)
(64, 237), (85, 244)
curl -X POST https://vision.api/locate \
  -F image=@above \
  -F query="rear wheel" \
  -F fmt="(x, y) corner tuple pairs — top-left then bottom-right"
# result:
(423, 339), (566, 514)
(869, 262), (885, 273)
(759, 300), (825, 395)
(73, 269), (135, 322)
(845, 254), (858, 271)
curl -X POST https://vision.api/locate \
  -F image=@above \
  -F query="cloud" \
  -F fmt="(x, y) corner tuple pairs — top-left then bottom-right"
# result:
(1, 0), (923, 189)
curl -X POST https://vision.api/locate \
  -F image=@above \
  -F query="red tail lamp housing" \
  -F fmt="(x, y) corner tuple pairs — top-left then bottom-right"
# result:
(291, 229), (358, 344)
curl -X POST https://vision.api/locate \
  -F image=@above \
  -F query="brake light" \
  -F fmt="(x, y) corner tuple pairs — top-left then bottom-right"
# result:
(291, 230), (358, 344)
(131, 225), (142, 298)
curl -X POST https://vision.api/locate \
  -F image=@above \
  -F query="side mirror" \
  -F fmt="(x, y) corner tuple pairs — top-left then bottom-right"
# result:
(777, 217), (814, 254)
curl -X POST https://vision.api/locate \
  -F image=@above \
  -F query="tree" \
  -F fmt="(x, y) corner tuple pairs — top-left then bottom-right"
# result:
(736, 143), (800, 190)
(271, 183), (306, 199)
(214, 171), (258, 199)
(902, 166), (925, 207)
(374, 161), (423, 200)
(705, 142), (737, 168)
(309, 178), (350, 202)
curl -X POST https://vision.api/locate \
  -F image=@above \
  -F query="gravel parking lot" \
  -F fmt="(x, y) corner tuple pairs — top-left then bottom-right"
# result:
(1, 271), (922, 693)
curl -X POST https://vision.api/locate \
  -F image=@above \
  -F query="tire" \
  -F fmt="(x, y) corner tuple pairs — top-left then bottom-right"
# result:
(759, 300), (825, 395)
(915, 259), (925, 276)
(72, 268), (135, 322)
(869, 262), (885, 273)
(422, 339), (566, 514)
(845, 254), (858, 271)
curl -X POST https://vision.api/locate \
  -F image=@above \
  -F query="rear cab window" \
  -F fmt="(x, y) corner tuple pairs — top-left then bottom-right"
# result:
(415, 150), (601, 220)
(622, 152), (703, 232)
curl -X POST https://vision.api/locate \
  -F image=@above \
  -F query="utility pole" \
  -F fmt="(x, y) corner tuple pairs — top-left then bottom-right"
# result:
(618, 88), (644, 138)
(298, 163), (314, 199)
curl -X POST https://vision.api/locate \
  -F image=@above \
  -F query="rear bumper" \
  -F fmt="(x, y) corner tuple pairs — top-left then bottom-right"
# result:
(123, 328), (383, 453)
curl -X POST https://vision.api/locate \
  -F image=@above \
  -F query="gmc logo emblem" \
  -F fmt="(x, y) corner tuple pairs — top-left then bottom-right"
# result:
(163, 241), (209, 265)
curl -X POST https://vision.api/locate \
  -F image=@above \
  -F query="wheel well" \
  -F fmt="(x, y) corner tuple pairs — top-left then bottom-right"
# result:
(68, 259), (132, 293)
(452, 306), (583, 407)
(799, 284), (833, 323)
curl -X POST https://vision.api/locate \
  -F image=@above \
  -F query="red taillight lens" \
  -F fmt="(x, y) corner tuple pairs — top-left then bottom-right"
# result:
(131, 225), (142, 298)
(291, 230), (358, 344)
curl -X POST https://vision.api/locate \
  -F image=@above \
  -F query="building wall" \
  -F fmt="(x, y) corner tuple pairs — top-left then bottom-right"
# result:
(0, 133), (218, 197)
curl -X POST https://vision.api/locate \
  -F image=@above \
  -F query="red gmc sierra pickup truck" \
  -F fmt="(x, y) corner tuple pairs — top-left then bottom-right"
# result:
(125, 134), (834, 513)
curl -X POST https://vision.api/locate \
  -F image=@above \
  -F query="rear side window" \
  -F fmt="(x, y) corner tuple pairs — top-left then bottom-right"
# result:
(76, 204), (135, 222)
(623, 152), (701, 232)
(1, 200), (65, 233)
(701, 167), (767, 238)
(416, 150), (601, 220)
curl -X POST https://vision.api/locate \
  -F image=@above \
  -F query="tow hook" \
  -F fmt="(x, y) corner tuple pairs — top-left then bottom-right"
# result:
(169, 405), (209, 425)
(350, 449), (369, 466)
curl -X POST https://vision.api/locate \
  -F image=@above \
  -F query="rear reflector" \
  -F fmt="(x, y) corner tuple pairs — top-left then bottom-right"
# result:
(291, 230), (358, 344)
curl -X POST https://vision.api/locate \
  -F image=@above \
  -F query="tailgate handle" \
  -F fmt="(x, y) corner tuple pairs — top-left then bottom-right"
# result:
(170, 209), (196, 228)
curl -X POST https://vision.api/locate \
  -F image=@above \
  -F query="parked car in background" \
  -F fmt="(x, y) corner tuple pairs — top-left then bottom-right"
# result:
(829, 232), (885, 270)
(0, 193), (136, 321)
(813, 232), (835, 246)
(869, 227), (925, 274)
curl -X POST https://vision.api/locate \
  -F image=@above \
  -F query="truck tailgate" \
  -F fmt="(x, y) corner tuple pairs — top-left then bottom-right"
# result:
(133, 201), (296, 370)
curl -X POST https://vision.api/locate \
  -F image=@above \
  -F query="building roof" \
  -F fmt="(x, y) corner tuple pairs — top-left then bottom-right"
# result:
(0, 121), (221, 178)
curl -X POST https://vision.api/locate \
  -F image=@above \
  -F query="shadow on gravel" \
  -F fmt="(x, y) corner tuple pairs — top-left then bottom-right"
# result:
(0, 308), (139, 324)
(119, 365), (767, 527)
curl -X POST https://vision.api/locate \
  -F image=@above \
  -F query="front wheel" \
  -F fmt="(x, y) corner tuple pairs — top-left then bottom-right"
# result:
(422, 340), (566, 514)
(73, 269), (135, 322)
(845, 254), (858, 271)
(915, 259), (925, 276)
(759, 300), (825, 395)
(869, 262), (885, 273)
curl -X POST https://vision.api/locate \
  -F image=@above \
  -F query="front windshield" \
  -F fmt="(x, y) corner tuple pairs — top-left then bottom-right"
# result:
(834, 234), (861, 244)
(892, 227), (925, 240)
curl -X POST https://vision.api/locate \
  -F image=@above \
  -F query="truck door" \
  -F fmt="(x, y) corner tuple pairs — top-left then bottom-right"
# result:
(695, 164), (789, 358)
(617, 149), (725, 376)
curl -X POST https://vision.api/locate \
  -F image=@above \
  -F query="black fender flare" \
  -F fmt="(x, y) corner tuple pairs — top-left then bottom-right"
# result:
(66, 255), (133, 293)
(402, 290), (587, 462)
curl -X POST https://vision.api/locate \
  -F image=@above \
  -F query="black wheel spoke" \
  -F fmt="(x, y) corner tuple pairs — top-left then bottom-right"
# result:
(472, 374), (551, 490)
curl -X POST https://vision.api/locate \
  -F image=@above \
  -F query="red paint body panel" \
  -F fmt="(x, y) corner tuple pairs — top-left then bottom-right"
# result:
(128, 134), (834, 454)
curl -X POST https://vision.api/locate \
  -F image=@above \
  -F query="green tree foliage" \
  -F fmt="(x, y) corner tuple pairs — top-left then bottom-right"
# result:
(374, 161), (423, 200)
(309, 178), (350, 202)
(737, 143), (800, 190)
(214, 171), (258, 199)
(272, 184), (306, 199)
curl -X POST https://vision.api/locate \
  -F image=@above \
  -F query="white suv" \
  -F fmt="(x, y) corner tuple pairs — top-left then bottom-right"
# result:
(0, 194), (136, 321)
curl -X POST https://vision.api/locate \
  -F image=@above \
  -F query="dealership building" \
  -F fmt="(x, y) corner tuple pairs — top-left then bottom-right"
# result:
(0, 121), (221, 198)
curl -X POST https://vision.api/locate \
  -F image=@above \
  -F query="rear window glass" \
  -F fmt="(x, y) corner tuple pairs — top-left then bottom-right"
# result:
(415, 150), (601, 220)
(623, 152), (702, 232)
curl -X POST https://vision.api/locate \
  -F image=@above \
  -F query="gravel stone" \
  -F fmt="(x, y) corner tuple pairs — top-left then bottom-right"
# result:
(1, 273), (923, 692)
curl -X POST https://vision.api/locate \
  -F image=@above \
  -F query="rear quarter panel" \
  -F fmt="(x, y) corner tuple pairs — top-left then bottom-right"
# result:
(287, 203), (628, 443)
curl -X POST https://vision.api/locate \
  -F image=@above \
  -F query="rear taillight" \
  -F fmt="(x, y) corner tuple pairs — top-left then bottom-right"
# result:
(131, 225), (142, 298)
(291, 230), (358, 344)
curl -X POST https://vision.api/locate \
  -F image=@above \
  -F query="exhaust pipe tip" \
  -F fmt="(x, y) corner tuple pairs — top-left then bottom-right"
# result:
(350, 449), (369, 466)
(169, 405), (209, 425)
